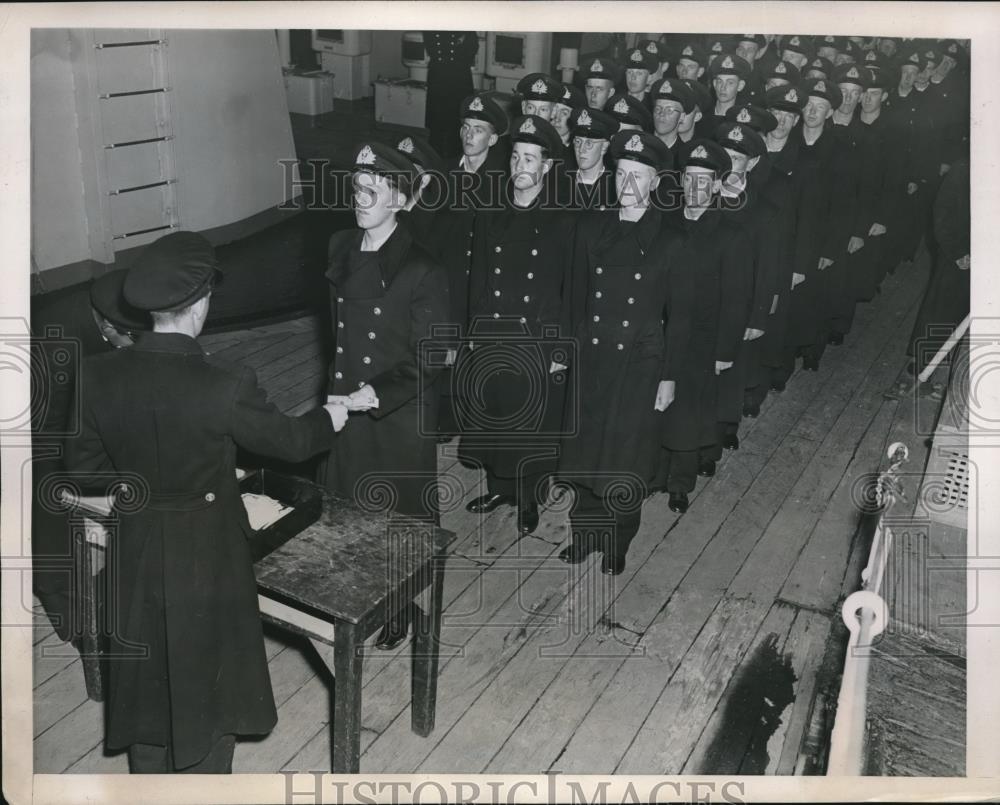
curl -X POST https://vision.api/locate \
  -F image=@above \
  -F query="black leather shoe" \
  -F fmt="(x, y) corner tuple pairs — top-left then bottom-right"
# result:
(668, 492), (689, 514)
(802, 356), (819, 371)
(466, 493), (516, 514)
(517, 505), (540, 535)
(722, 433), (739, 451)
(743, 402), (760, 418)
(770, 379), (786, 393)
(697, 459), (716, 477)
(827, 333), (844, 346)
(558, 542), (594, 564)
(375, 609), (411, 650)
(601, 554), (626, 576)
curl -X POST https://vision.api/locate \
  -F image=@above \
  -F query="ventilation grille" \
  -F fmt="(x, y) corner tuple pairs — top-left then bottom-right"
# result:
(920, 426), (969, 530)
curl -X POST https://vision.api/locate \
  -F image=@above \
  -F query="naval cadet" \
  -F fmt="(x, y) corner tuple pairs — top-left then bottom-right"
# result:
(649, 77), (698, 161)
(624, 45), (659, 107)
(550, 81), (588, 168)
(458, 115), (577, 536)
(516, 72), (563, 120)
(657, 139), (750, 513)
(566, 106), (619, 211)
(557, 130), (686, 575)
(582, 56), (621, 110)
(322, 142), (450, 649)
(763, 59), (802, 91)
(779, 35), (813, 71)
(706, 53), (753, 128)
(675, 41), (709, 82)
(65, 232), (346, 773)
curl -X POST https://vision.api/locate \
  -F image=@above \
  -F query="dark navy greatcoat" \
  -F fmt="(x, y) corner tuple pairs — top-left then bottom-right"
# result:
(559, 207), (694, 494)
(457, 187), (577, 480)
(322, 221), (450, 518)
(64, 332), (335, 768)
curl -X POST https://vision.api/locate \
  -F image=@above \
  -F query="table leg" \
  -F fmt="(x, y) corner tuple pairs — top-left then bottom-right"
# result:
(332, 622), (362, 773)
(411, 556), (445, 737)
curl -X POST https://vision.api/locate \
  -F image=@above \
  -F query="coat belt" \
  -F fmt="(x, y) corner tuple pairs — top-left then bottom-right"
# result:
(115, 483), (218, 512)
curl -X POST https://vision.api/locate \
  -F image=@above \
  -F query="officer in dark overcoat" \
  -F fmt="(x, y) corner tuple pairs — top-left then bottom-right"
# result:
(64, 232), (345, 773)
(557, 130), (690, 575)
(432, 93), (510, 437)
(711, 118), (779, 452)
(563, 106), (618, 211)
(657, 139), (751, 513)
(321, 142), (450, 647)
(31, 270), (148, 642)
(781, 79), (852, 377)
(423, 31), (479, 158)
(457, 115), (576, 535)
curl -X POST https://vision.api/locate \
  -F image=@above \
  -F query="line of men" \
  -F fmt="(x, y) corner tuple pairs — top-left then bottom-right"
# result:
(341, 33), (970, 579)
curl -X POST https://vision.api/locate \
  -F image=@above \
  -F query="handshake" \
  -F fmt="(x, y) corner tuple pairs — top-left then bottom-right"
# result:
(322, 384), (379, 432)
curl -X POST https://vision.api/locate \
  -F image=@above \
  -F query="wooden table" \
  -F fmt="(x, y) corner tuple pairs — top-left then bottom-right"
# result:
(67, 469), (454, 774)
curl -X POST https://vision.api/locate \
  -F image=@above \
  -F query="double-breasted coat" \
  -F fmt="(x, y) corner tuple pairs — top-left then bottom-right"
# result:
(660, 207), (753, 451)
(457, 187), (576, 480)
(559, 207), (693, 494)
(423, 31), (478, 158)
(321, 222), (450, 518)
(64, 332), (335, 768)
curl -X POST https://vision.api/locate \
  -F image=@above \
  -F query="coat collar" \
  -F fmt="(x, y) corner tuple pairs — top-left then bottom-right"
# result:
(325, 220), (414, 294)
(133, 330), (204, 356)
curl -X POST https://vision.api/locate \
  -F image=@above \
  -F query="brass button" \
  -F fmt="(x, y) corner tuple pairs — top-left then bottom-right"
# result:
(337, 321), (344, 328)
(628, 297), (635, 304)
(373, 307), (382, 315)
(205, 492), (216, 502)
(358, 381), (365, 388)
(335, 371), (343, 379)
(593, 315), (600, 322)
(531, 248), (538, 256)
(362, 356), (372, 364)
(523, 295), (530, 302)
(336, 346), (343, 354)
(596, 267), (603, 274)
(494, 290), (501, 297)
(493, 312), (500, 318)
(495, 245), (502, 253)
(617, 343), (624, 350)
(634, 273), (642, 280)
(592, 337), (599, 345)
(495, 267), (501, 274)
(527, 272), (534, 279)
(337, 296), (344, 303)
(368, 332), (376, 339)
(623, 320), (629, 327)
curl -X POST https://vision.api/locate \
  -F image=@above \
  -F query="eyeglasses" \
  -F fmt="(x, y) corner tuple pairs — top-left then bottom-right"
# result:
(573, 137), (602, 151)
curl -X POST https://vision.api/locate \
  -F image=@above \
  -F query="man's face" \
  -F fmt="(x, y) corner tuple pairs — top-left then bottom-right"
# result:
(682, 166), (717, 208)
(765, 76), (790, 91)
(724, 147), (751, 174)
(573, 135), (608, 171)
(770, 108), (800, 138)
(898, 65), (918, 91)
(585, 78), (615, 109)
(678, 107), (701, 136)
(735, 41), (760, 65)
(802, 96), (832, 129)
(916, 63), (935, 88)
(838, 83), (862, 115)
(459, 118), (497, 158)
(652, 99), (684, 137)
(817, 45), (838, 62)
(522, 99), (553, 119)
(782, 50), (808, 70)
(550, 103), (572, 138)
(834, 53), (855, 67)
(879, 39), (898, 58)
(615, 159), (658, 209)
(860, 86), (887, 114)
(676, 59), (702, 80)
(625, 68), (650, 95)
(352, 171), (404, 230)
(510, 142), (550, 190)
(712, 74), (744, 104)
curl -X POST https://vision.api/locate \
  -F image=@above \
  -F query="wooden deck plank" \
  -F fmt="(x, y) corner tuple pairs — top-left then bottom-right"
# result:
(33, 632), (81, 690)
(781, 401), (898, 610)
(33, 657), (89, 739)
(34, 698), (104, 773)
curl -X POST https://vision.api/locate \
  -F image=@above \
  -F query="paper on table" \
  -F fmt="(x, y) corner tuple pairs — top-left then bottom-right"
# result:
(241, 492), (293, 531)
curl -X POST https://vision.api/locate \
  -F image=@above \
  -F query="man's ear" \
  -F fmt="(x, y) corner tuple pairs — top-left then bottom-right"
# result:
(738, 79), (746, 93)
(747, 155), (761, 172)
(541, 158), (553, 176)
(607, 85), (616, 99)
(488, 132), (499, 147)
(696, 66), (705, 79)
(599, 141), (610, 158)
(825, 106), (834, 120)
(694, 108), (703, 123)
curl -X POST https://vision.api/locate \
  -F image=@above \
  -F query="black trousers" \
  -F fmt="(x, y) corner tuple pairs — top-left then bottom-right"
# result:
(486, 468), (548, 511)
(658, 448), (699, 495)
(568, 483), (642, 560)
(128, 734), (235, 774)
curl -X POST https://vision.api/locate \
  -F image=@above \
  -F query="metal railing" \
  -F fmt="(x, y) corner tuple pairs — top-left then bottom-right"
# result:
(826, 441), (909, 776)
